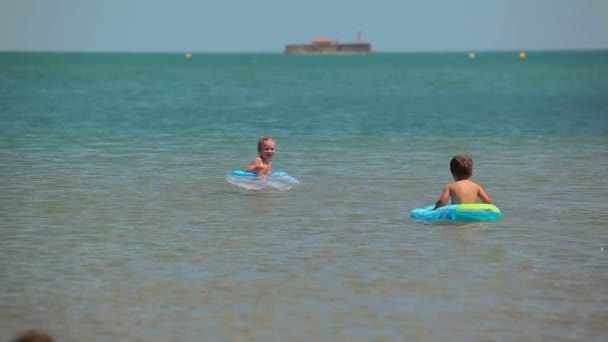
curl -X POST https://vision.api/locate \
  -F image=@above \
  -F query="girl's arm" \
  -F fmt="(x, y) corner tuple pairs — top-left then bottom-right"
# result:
(246, 157), (263, 173)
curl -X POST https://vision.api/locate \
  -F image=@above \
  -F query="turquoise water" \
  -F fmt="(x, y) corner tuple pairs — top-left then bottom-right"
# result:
(1, 51), (607, 341)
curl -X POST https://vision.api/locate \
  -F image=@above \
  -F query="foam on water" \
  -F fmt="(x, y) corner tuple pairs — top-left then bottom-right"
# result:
(225, 170), (300, 191)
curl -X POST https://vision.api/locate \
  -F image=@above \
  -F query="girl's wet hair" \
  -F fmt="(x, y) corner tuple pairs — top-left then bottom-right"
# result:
(450, 155), (473, 180)
(257, 136), (275, 152)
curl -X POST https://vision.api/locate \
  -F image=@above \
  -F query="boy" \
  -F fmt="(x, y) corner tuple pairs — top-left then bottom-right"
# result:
(434, 155), (492, 210)
(246, 136), (275, 177)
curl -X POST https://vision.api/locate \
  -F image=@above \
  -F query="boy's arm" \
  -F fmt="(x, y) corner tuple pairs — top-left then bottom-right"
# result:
(434, 185), (450, 210)
(478, 185), (492, 204)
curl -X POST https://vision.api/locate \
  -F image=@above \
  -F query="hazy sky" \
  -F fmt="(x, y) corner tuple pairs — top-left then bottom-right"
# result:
(1, 0), (607, 52)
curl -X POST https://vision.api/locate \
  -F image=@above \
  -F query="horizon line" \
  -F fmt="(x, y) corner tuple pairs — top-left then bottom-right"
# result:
(1, 47), (607, 55)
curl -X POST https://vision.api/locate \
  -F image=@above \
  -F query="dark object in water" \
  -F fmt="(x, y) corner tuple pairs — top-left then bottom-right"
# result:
(13, 330), (53, 342)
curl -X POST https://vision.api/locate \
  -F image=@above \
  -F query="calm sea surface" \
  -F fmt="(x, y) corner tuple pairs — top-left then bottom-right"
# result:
(1, 51), (607, 341)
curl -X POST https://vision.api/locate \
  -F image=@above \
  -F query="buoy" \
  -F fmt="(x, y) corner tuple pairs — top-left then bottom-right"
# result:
(468, 52), (476, 59)
(519, 51), (526, 59)
(185, 53), (192, 59)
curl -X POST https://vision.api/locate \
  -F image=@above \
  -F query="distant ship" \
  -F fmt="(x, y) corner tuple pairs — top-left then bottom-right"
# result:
(285, 32), (371, 55)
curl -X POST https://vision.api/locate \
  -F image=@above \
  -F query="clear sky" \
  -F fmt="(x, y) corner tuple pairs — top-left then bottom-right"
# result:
(1, 0), (607, 52)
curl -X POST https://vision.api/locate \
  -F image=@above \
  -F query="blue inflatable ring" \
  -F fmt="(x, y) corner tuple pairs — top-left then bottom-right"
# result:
(226, 170), (299, 191)
(411, 203), (502, 222)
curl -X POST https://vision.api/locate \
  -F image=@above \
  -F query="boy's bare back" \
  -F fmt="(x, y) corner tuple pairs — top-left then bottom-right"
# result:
(444, 180), (491, 205)
(434, 155), (492, 209)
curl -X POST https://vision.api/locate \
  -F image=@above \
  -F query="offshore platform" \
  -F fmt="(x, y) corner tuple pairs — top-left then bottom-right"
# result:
(284, 32), (371, 55)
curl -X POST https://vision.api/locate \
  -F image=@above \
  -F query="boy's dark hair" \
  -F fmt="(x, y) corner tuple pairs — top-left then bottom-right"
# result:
(450, 155), (473, 180)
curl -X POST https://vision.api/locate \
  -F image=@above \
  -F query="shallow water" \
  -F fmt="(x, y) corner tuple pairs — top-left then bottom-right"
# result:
(1, 51), (607, 341)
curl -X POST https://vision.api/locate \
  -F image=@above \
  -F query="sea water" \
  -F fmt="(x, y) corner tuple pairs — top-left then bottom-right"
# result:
(1, 51), (607, 341)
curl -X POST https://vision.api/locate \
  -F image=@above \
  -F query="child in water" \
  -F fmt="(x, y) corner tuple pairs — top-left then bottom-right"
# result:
(434, 155), (492, 209)
(246, 136), (275, 177)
